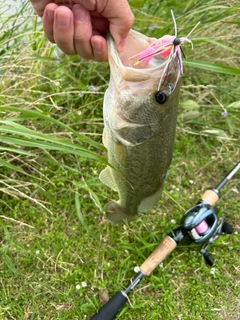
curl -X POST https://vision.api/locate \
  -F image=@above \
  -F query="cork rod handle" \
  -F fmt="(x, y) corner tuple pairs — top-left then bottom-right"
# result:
(140, 236), (177, 276)
(201, 189), (219, 206)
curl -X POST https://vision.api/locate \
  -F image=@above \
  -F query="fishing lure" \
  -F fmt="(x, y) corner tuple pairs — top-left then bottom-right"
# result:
(131, 10), (200, 92)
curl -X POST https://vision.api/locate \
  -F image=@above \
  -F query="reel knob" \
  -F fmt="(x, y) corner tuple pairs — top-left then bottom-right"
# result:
(201, 249), (215, 266)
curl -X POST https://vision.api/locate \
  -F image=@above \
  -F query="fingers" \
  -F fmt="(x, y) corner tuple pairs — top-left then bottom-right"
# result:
(72, 4), (94, 59)
(42, 3), (58, 43)
(91, 35), (108, 62)
(43, 4), (76, 55)
(53, 6), (76, 55)
(35, 0), (134, 61)
(73, 5), (108, 61)
(30, 0), (52, 16)
(42, 4), (108, 60)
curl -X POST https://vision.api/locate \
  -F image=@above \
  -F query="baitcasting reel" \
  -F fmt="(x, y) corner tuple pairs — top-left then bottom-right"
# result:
(181, 161), (240, 265)
(182, 201), (233, 265)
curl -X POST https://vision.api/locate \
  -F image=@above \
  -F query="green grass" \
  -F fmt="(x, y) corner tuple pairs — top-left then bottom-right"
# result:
(0, 1), (240, 319)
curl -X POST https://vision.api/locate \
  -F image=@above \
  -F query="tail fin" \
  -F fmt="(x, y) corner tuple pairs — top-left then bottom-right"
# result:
(105, 201), (138, 224)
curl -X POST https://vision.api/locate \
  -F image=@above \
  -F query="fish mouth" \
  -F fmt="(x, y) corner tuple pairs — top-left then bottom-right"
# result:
(107, 30), (178, 91)
(108, 30), (164, 69)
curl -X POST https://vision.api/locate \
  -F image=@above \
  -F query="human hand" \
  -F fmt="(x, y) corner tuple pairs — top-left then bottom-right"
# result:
(30, 0), (134, 61)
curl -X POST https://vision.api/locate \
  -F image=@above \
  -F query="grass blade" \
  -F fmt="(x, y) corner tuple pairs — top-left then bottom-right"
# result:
(75, 193), (99, 241)
(184, 59), (240, 76)
(0, 120), (107, 163)
(0, 158), (25, 174)
(0, 106), (106, 152)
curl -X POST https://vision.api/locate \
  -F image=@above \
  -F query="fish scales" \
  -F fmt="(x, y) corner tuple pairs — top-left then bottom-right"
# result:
(100, 30), (180, 224)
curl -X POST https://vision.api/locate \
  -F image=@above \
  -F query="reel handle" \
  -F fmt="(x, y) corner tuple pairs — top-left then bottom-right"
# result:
(202, 250), (214, 266)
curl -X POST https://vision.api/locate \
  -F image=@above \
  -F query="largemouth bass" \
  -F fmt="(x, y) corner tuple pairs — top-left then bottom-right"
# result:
(100, 29), (180, 224)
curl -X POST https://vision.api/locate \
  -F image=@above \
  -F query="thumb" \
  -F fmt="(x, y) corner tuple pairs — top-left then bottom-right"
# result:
(102, 0), (134, 48)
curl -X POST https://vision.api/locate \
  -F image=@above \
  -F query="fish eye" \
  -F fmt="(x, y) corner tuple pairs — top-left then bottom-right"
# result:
(155, 91), (169, 104)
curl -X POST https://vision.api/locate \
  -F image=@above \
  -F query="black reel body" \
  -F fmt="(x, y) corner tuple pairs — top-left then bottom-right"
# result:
(182, 202), (218, 243)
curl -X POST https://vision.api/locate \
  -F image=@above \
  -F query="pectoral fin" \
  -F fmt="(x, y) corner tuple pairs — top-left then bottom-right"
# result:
(99, 166), (118, 191)
(138, 185), (163, 213)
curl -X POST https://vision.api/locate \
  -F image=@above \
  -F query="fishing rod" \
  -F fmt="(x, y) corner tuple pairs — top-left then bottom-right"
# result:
(90, 161), (240, 320)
